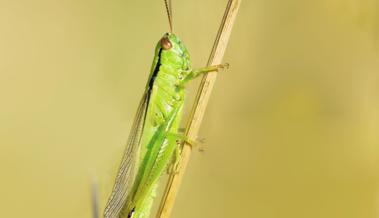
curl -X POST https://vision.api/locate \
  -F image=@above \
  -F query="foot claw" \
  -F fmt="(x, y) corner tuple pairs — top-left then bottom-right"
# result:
(221, 63), (230, 70)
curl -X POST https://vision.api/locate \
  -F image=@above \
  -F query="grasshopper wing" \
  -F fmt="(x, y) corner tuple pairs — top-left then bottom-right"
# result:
(104, 91), (149, 218)
(104, 40), (162, 218)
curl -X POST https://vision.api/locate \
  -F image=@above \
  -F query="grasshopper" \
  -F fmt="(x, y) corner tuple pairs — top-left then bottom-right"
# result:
(104, 1), (227, 217)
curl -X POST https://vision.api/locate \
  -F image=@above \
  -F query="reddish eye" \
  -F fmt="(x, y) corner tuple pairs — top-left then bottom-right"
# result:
(160, 37), (172, 50)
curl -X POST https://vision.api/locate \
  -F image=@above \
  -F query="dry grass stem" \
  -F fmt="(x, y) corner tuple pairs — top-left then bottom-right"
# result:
(156, 0), (242, 217)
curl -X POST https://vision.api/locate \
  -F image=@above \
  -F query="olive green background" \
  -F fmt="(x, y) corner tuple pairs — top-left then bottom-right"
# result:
(1, 0), (378, 217)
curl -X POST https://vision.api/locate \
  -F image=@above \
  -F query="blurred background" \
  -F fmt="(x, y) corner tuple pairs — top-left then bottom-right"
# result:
(1, 0), (378, 217)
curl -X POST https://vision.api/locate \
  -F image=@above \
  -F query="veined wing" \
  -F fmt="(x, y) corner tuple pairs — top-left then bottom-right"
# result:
(104, 40), (162, 218)
(104, 91), (149, 218)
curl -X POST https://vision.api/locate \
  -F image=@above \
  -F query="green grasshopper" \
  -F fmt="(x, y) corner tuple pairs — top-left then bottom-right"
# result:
(104, 1), (227, 217)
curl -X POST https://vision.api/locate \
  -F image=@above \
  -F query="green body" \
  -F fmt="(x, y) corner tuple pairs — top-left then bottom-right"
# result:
(103, 32), (222, 218)
(104, 33), (191, 218)
(123, 33), (191, 218)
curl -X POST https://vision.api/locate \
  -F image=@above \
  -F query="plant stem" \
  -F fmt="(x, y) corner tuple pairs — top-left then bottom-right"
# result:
(156, 0), (241, 217)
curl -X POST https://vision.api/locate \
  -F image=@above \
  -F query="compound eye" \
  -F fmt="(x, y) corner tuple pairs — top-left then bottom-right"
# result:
(160, 37), (172, 50)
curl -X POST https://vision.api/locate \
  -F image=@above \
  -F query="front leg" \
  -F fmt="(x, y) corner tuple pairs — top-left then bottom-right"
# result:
(179, 63), (229, 86)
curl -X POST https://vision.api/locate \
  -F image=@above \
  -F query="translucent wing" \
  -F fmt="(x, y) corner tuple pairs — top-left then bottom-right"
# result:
(104, 92), (149, 218)
(104, 39), (162, 218)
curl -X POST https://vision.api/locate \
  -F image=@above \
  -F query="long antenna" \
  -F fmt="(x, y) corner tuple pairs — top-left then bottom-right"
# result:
(164, 0), (173, 32)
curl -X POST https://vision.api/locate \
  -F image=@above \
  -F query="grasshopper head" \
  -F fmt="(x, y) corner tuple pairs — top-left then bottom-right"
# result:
(158, 33), (190, 69)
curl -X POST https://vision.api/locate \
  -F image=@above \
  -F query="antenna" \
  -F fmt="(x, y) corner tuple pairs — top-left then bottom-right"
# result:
(164, 0), (173, 32)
